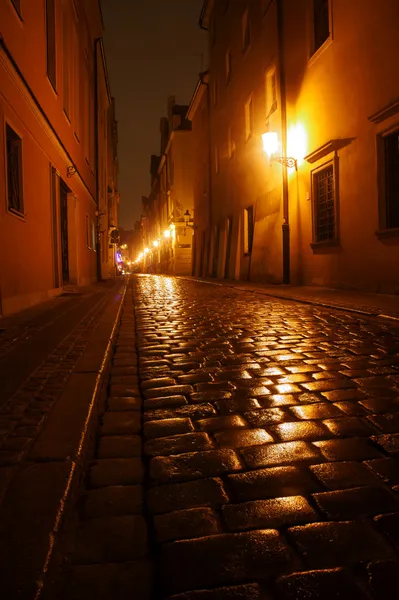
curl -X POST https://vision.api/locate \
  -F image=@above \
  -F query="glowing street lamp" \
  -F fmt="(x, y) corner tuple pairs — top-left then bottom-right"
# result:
(153, 240), (159, 248)
(144, 247), (150, 254)
(164, 229), (171, 239)
(261, 129), (297, 169)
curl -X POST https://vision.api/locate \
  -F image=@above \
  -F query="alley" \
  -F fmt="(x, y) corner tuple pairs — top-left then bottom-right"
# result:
(56, 274), (399, 600)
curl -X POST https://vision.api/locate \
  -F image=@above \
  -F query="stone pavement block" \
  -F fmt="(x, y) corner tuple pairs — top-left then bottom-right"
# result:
(359, 397), (399, 413)
(97, 435), (141, 458)
(167, 583), (263, 600)
(289, 403), (344, 420)
(89, 458), (144, 487)
(144, 403), (217, 421)
(100, 412), (141, 435)
(374, 512), (399, 550)
(288, 521), (394, 569)
(109, 366), (138, 377)
(332, 401), (369, 416)
(276, 568), (369, 600)
(312, 485), (399, 520)
(154, 507), (220, 542)
(178, 373), (214, 385)
(83, 485), (143, 518)
(60, 560), (151, 600)
(310, 461), (382, 490)
(141, 377), (177, 390)
(214, 428), (274, 448)
(160, 530), (293, 594)
(322, 417), (373, 437)
(196, 415), (247, 432)
(144, 395), (188, 409)
(367, 560), (399, 600)
(313, 438), (383, 462)
(222, 496), (318, 531)
(227, 466), (321, 501)
(269, 421), (331, 442)
(144, 417), (194, 440)
(301, 379), (356, 392)
(110, 375), (140, 385)
(365, 457), (399, 485)
(150, 449), (242, 484)
(215, 397), (261, 415)
(73, 515), (148, 564)
(321, 389), (366, 402)
(371, 433), (399, 455)
(242, 441), (322, 469)
(145, 432), (213, 457)
(109, 384), (141, 397)
(107, 396), (141, 411)
(244, 408), (292, 427)
(191, 391), (233, 404)
(144, 385), (194, 399)
(147, 477), (229, 514)
(367, 412), (399, 433)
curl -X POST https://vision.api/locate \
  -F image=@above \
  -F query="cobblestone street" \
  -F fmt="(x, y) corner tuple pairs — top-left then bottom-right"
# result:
(57, 274), (399, 600)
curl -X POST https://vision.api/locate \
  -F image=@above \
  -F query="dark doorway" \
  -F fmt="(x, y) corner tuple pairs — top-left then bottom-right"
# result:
(59, 180), (69, 284)
(212, 225), (220, 278)
(224, 217), (233, 279)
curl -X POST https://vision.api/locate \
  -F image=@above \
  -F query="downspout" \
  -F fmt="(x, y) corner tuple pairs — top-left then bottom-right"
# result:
(276, 0), (290, 284)
(200, 72), (213, 278)
(94, 37), (102, 281)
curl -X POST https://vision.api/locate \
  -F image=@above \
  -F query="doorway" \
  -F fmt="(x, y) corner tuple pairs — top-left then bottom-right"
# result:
(59, 180), (70, 284)
(224, 216), (233, 279)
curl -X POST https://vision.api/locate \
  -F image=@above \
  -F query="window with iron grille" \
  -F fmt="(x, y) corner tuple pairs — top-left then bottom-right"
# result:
(6, 124), (23, 215)
(313, 0), (330, 54)
(384, 130), (399, 229)
(313, 164), (336, 242)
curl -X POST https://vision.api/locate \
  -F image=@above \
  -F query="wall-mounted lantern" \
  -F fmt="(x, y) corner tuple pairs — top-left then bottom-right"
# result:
(261, 131), (297, 169)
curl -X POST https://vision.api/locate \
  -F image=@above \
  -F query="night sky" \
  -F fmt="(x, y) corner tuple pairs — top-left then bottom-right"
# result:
(101, 0), (207, 230)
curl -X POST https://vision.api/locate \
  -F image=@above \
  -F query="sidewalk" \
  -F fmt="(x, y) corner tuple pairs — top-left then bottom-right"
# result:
(186, 278), (399, 322)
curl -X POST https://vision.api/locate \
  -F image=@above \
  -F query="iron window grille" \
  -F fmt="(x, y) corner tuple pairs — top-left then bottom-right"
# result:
(6, 124), (23, 215)
(313, 163), (336, 243)
(384, 130), (399, 229)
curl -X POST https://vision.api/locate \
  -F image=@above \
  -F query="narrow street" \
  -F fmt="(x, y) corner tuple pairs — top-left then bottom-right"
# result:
(45, 274), (399, 600)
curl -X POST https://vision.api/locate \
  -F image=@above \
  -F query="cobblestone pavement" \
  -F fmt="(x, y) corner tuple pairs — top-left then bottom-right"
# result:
(59, 274), (399, 600)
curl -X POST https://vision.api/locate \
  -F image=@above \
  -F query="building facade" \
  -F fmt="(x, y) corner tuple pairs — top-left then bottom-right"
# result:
(140, 96), (195, 276)
(196, 0), (399, 293)
(0, 0), (118, 315)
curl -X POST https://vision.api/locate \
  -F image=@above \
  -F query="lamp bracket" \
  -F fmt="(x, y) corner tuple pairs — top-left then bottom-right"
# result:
(274, 157), (297, 169)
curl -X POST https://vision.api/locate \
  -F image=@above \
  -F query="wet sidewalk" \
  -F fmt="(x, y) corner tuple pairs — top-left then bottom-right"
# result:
(185, 277), (399, 322)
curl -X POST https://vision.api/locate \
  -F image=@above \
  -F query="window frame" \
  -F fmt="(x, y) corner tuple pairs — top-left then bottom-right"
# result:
(242, 9), (251, 54)
(309, 0), (333, 61)
(10, 0), (22, 19)
(45, 0), (57, 91)
(311, 157), (339, 247)
(5, 122), (24, 218)
(377, 126), (399, 235)
(265, 65), (278, 118)
(244, 94), (254, 142)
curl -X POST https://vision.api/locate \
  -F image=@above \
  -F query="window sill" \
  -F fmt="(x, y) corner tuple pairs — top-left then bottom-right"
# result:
(308, 35), (332, 67)
(376, 227), (399, 239)
(310, 238), (340, 251)
(7, 208), (25, 221)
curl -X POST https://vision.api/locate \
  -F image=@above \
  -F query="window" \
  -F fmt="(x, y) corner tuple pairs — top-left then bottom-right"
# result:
(46, 0), (56, 89)
(225, 49), (232, 84)
(383, 130), (399, 229)
(92, 220), (96, 250)
(242, 10), (250, 53)
(313, 0), (330, 54)
(62, 1), (70, 117)
(86, 215), (91, 248)
(215, 145), (219, 174)
(228, 127), (235, 159)
(213, 79), (218, 106)
(243, 206), (254, 254)
(312, 163), (336, 243)
(6, 124), (23, 215)
(266, 66), (277, 117)
(245, 95), (253, 141)
(11, 0), (21, 17)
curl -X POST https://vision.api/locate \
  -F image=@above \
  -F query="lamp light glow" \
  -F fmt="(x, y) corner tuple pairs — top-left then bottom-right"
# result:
(261, 131), (279, 157)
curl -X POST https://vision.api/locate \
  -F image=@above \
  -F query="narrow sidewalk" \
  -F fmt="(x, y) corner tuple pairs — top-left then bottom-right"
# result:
(184, 277), (399, 322)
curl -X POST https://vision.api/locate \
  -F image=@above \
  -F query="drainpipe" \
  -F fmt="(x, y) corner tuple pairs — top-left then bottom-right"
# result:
(276, 0), (290, 284)
(94, 37), (102, 281)
(200, 72), (213, 278)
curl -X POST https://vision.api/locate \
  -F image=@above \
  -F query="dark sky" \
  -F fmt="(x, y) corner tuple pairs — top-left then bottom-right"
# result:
(101, 0), (207, 230)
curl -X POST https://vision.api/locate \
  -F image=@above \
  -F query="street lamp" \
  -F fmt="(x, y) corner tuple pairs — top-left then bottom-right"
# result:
(261, 130), (297, 170)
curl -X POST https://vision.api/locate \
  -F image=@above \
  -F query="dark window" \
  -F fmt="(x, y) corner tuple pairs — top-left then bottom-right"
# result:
(11, 0), (21, 17)
(6, 124), (23, 215)
(242, 11), (250, 53)
(385, 131), (399, 229)
(46, 0), (56, 89)
(244, 206), (254, 254)
(313, 0), (330, 53)
(313, 165), (335, 242)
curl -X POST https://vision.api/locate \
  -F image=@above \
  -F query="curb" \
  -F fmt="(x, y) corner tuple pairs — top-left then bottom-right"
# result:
(34, 281), (128, 600)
